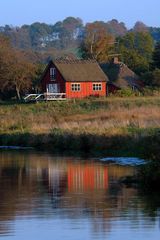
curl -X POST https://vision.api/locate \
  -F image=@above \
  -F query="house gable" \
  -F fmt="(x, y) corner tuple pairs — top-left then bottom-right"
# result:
(41, 61), (65, 93)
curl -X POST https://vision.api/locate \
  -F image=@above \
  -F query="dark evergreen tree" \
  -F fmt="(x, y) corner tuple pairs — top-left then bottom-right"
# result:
(152, 41), (160, 69)
(118, 32), (154, 75)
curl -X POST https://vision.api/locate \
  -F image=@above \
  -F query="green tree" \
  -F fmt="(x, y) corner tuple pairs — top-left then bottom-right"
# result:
(32, 63), (45, 93)
(141, 69), (160, 87)
(149, 27), (160, 42)
(118, 32), (154, 75)
(152, 68), (160, 86)
(152, 41), (160, 69)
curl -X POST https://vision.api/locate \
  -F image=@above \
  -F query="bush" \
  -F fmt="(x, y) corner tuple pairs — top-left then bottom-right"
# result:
(141, 69), (160, 88)
(114, 88), (137, 97)
(142, 87), (160, 96)
(152, 68), (160, 86)
(141, 71), (153, 86)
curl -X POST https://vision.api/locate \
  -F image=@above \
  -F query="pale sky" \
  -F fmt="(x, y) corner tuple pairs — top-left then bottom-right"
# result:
(0, 0), (159, 28)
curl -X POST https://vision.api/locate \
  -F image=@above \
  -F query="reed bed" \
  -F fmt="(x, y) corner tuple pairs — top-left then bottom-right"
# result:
(0, 96), (160, 135)
(0, 96), (160, 158)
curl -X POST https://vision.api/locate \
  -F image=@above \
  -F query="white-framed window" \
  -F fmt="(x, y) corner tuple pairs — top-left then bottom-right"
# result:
(93, 83), (102, 91)
(71, 83), (81, 92)
(50, 68), (56, 81)
(47, 83), (59, 93)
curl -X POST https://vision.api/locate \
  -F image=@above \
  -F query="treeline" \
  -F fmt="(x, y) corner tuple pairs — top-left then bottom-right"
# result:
(0, 17), (160, 100)
(0, 18), (127, 51)
(1, 17), (160, 52)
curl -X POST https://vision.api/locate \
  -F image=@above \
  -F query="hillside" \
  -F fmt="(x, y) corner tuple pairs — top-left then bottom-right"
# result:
(0, 17), (159, 61)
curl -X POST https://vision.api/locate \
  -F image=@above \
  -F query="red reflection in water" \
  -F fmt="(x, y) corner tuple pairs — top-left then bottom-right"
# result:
(68, 164), (108, 192)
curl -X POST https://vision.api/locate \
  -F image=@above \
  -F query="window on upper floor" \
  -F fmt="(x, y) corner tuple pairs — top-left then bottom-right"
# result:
(50, 68), (56, 81)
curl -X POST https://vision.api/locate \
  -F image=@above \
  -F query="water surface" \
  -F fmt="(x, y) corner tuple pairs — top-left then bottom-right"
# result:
(0, 151), (159, 240)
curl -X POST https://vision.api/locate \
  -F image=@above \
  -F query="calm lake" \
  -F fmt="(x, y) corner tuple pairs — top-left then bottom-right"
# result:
(0, 151), (160, 240)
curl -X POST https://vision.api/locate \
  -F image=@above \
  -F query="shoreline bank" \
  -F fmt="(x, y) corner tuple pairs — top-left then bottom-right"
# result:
(0, 129), (159, 159)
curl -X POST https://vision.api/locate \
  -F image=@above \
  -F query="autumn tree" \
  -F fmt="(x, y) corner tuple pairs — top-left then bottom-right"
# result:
(0, 34), (36, 100)
(0, 35), (14, 92)
(106, 19), (127, 36)
(132, 21), (148, 33)
(80, 22), (115, 62)
(9, 50), (36, 100)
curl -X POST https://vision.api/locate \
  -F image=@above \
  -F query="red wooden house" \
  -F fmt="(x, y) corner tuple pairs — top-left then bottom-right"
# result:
(41, 59), (108, 99)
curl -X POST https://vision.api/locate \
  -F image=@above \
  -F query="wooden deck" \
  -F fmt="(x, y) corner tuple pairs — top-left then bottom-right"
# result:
(24, 93), (66, 102)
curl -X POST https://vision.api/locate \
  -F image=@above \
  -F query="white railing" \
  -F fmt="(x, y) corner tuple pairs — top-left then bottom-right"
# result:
(24, 93), (66, 102)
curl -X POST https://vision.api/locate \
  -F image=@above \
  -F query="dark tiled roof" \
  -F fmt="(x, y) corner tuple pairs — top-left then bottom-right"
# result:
(52, 59), (108, 82)
(101, 62), (142, 89)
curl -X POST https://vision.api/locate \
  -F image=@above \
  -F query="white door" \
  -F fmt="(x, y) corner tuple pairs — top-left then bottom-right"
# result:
(47, 84), (59, 93)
